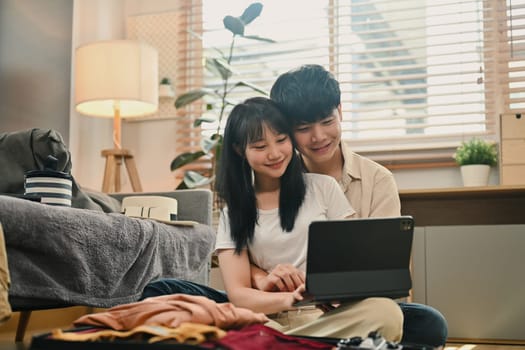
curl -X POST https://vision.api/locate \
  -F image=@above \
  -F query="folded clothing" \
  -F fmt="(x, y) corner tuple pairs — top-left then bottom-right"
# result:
(51, 323), (226, 344)
(74, 294), (269, 331)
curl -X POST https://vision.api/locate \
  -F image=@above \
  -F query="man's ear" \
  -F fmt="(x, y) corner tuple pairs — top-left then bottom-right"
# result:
(337, 104), (343, 121)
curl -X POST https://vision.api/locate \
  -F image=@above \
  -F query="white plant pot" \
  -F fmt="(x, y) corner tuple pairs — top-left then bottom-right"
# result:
(460, 164), (491, 187)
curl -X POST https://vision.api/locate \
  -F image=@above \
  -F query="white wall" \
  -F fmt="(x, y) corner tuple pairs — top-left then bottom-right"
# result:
(392, 166), (499, 189)
(69, 0), (501, 192)
(69, 0), (126, 191)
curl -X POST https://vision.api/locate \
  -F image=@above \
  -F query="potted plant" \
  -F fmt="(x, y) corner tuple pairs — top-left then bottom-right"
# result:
(170, 2), (274, 189)
(453, 137), (498, 186)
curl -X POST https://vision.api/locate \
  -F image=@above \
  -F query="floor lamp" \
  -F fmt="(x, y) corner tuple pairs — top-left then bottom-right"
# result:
(74, 40), (158, 193)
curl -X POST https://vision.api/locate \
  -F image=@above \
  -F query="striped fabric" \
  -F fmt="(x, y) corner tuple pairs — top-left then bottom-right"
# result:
(24, 171), (72, 207)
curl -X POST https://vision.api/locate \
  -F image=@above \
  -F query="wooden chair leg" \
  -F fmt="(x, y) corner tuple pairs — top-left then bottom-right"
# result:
(15, 310), (32, 342)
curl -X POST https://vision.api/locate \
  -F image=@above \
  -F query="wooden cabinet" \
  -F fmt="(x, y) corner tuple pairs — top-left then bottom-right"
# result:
(400, 186), (525, 342)
(500, 114), (525, 185)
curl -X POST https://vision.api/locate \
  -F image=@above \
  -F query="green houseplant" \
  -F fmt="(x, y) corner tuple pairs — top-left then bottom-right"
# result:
(453, 138), (498, 186)
(453, 138), (498, 166)
(170, 2), (274, 189)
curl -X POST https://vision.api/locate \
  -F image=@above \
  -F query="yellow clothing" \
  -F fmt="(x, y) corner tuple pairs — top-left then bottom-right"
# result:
(0, 223), (11, 325)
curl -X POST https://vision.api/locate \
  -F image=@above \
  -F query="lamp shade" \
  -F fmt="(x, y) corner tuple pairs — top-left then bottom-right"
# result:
(75, 40), (158, 118)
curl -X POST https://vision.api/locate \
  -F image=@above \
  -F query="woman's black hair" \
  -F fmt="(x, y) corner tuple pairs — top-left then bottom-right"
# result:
(215, 97), (306, 253)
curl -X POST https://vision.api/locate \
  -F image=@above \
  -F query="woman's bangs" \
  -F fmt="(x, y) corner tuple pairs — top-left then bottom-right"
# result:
(236, 114), (264, 149)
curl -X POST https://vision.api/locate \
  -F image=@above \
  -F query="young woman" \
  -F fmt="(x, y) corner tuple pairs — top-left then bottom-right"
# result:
(214, 97), (403, 340)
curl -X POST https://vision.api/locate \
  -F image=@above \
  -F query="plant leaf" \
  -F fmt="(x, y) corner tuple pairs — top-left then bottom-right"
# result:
(170, 151), (206, 171)
(453, 138), (498, 166)
(194, 115), (218, 127)
(223, 98), (238, 107)
(206, 57), (234, 81)
(175, 90), (214, 109)
(223, 15), (244, 36)
(240, 2), (263, 25)
(231, 81), (269, 95)
(202, 136), (220, 153)
(241, 35), (275, 43)
(211, 134), (223, 175)
(183, 171), (214, 188)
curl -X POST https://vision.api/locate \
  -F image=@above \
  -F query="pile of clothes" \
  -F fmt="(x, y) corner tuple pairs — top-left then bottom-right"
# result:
(39, 294), (334, 350)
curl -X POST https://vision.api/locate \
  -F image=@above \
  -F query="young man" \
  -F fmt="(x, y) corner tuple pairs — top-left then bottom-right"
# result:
(266, 64), (448, 349)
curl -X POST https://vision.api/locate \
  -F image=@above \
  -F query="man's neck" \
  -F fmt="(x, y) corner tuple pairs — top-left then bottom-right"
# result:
(302, 144), (344, 181)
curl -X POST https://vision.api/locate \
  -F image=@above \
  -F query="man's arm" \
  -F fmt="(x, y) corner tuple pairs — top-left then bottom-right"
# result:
(218, 249), (303, 314)
(250, 263), (305, 292)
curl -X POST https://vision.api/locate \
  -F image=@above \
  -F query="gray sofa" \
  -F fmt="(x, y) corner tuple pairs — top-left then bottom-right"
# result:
(110, 189), (214, 286)
(0, 128), (216, 341)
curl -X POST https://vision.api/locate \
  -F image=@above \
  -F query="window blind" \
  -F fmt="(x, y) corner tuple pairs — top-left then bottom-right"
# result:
(175, 0), (522, 160)
(505, 0), (525, 111)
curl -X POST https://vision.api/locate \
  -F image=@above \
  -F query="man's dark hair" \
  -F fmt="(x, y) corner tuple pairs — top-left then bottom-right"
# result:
(270, 64), (341, 125)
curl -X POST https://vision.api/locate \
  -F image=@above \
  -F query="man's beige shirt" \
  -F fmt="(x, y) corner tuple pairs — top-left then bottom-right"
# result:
(338, 142), (401, 218)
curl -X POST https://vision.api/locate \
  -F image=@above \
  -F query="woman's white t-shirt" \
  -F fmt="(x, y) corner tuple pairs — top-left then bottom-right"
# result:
(215, 173), (354, 273)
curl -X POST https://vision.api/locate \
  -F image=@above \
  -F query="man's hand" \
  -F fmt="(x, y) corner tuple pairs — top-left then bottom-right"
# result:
(252, 263), (305, 292)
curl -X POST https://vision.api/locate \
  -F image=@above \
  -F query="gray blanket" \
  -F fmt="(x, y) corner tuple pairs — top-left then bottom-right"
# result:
(0, 195), (215, 308)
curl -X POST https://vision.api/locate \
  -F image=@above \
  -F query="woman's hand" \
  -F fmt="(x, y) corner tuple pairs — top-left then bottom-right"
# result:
(285, 284), (306, 308)
(252, 263), (305, 292)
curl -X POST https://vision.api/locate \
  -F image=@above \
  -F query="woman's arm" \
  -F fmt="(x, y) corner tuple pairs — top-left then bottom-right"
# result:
(218, 248), (304, 314)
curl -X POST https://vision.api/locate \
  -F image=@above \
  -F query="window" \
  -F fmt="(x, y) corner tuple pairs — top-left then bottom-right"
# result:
(177, 0), (524, 163)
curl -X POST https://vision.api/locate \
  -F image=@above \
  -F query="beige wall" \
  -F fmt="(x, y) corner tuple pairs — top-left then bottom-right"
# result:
(70, 0), (184, 193)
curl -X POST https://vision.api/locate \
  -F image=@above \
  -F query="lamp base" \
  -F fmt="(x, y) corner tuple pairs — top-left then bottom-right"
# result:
(101, 148), (142, 193)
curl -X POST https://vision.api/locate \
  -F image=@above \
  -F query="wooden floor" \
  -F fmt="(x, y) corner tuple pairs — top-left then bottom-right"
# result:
(1, 310), (524, 350)
(445, 345), (525, 350)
